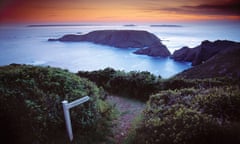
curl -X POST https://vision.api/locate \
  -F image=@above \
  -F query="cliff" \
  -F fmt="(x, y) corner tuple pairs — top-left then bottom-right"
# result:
(175, 46), (240, 79)
(171, 40), (240, 66)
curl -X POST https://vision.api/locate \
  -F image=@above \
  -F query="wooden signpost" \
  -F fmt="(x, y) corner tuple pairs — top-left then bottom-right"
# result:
(62, 96), (90, 141)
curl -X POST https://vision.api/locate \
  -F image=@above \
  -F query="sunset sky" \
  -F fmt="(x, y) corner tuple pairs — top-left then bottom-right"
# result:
(0, 0), (239, 23)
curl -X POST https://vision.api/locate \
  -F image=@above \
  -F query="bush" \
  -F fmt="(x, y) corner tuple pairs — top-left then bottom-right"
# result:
(77, 68), (239, 101)
(195, 86), (240, 122)
(134, 86), (240, 144)
(161, 77), (234, 90)
(0, 64), (113, 144)
(77, 67), (162, 101)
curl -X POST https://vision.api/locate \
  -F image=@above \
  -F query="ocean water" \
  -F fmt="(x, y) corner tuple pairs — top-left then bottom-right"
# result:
(0, 22), (239, 78)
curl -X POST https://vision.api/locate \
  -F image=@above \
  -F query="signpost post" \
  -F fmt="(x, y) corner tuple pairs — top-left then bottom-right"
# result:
(62, 96), (90, 141)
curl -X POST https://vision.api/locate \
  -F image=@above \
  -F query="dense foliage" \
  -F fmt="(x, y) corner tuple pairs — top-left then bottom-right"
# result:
(2, 64), (238, 144)
(134, 86), (240, 144)
(78, 68), (162, 101)
(161, 77), (238, 90)
(78, 68), (238, 101)
(0, 64), (113, 144)
(77, 68), (240, 144)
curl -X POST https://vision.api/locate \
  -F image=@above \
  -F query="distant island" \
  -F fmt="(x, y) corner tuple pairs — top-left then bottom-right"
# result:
(27, 24), (100, 27)
(48, 30), (171, 57)
(123, 24), (137, 27)
(150, 24), (182, 27)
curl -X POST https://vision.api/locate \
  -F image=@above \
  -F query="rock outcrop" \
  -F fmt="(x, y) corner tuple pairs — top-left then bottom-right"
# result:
(49, 30), (170, 57)
(175, 46), (240, 79)
(134, 42), (171, 57)
(170, 46), (198, 62)
(171, 40), (240, 66)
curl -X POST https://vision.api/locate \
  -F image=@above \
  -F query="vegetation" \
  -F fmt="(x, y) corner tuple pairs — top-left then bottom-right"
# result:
(161, 77), (239, 90)
(77, 68), (238, 101)
(0, 64), (114, 144)
(125, 113), (144, 144)
(134, 86), (240, 144)
(77, 67), (162, 101)
(78, 67), (240, 144)
(1, 64), (240, 144)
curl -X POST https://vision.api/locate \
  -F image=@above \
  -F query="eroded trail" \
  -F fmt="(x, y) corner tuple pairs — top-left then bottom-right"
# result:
(106, 95), (145, 144)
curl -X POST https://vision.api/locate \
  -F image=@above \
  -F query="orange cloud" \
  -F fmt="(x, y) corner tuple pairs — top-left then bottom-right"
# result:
(0, 0), (239, 23)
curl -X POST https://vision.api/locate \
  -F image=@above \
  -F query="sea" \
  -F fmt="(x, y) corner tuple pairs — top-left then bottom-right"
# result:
(0, 22), (240, 78)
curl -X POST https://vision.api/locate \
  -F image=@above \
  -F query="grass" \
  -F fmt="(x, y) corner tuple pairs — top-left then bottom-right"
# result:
(124, 113), (144, 144)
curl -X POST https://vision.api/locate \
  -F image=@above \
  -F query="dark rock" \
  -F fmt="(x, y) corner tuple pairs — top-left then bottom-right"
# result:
(48, 38), (58, 41)
(123, 24), (136, 27)
(171, 40), (240, 66)
(49, 30), (171, 57)
(134, 42), (170, 57)
(170, 46), (197, 61)
(150, 24), (182, 27)
(175, 46), (240, 79)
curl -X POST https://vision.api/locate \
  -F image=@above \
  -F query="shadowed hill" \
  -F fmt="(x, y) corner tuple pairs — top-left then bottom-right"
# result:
(175, 46), (240, 79)
(171, 40), (240, 66)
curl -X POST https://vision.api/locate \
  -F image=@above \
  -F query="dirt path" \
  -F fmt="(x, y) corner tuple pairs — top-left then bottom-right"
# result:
(106, 95), (145, 144)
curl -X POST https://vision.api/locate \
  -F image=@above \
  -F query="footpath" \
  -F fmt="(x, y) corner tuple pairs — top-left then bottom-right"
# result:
(106, 95), (145, 144)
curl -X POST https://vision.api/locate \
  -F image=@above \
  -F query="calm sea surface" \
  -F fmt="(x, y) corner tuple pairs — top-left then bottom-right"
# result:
(0, 22), (239, 78)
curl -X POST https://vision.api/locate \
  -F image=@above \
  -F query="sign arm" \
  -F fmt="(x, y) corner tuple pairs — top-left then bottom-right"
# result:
(62, 96), (90, 142)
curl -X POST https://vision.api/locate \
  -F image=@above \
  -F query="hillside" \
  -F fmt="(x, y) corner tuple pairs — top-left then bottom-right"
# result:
(175, 46), (240, 79)
(171, 40), (240, 66)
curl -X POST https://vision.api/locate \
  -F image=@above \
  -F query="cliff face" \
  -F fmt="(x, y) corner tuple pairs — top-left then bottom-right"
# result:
(171, 40), (240, 66)
(175, 46), (240, 79)
(134, 42), (171, 57)
(170, 46), (197, 62)
(49, 30), (170, 57)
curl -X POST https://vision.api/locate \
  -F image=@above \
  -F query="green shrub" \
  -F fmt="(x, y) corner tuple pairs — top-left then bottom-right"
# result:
(77, 67), (162, 101)
(134, 86), (240, 144)
(0, 64), (113, 144)
(161, 77), (233, 90)
(108, 70), (160, 101)
(77, 68), (239, 101)
(195, 86), (240, 122)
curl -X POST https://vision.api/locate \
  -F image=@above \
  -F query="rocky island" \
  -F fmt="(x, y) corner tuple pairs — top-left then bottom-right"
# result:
(48, 30), (171, 57)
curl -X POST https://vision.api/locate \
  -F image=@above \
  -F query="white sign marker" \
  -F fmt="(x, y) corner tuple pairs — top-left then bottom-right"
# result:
(62, 96), (90, 141)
